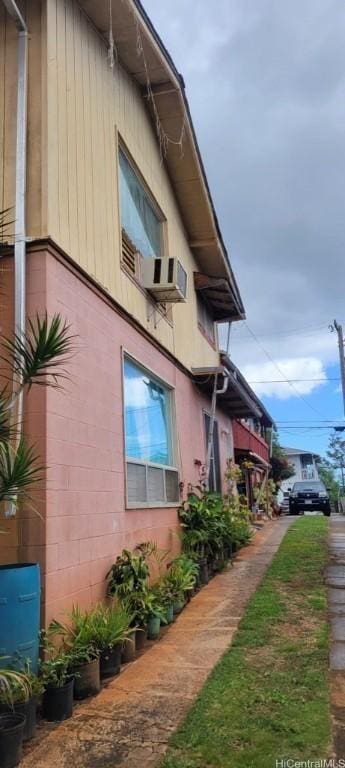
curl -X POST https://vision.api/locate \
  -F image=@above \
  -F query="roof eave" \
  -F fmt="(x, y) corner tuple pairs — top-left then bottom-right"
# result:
(76, 0), (245, 321)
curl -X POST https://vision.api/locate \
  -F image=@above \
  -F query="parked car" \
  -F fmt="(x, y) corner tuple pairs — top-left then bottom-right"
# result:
(279, 492), (291, 515)
(289, 481), (331, 516)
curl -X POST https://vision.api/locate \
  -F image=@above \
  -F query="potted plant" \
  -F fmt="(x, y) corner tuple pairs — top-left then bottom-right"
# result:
(40, 635), (74, 722)
(91, 602), (133, 679)
(0, 662), (43, 741)
(156, 578), (175, 624)
(166, 555), (199, 614)
(0, 712), (26, 768)
(49, 608), (101, 700)
(142, 590), (166, 641)
(0, 667), (28, 768)
(106, 549), (149, 652)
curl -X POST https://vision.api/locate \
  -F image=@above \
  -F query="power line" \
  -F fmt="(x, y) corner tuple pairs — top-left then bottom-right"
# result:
(248, 378), (339, 384)
(243, 321), (326, 419)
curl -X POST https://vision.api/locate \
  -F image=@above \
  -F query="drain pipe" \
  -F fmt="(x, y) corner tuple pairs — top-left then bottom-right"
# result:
(3, 0), (27, 408)
(205, 371), (229, 490)
(3, 0), (28, 516)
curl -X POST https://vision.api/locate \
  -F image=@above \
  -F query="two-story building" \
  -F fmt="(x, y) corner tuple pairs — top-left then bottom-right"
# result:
(0, 0), (273, 621)
(280, 447), (320, 494)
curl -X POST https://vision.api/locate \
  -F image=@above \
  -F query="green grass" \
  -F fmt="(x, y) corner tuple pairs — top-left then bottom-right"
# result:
(160, 517), (331, 768)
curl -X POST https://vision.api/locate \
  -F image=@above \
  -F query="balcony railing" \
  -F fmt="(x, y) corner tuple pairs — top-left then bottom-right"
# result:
(301, 469), (316, 480)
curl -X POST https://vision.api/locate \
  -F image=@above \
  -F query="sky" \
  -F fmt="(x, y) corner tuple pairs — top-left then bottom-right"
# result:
(143, 0), (345, 458)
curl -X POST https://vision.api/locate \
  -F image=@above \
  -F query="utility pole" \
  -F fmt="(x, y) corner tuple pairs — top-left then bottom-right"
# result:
(332, 320), (345, 417)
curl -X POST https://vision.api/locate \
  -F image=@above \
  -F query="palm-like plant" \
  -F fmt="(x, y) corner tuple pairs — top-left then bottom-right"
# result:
(0, 208), (75, 518)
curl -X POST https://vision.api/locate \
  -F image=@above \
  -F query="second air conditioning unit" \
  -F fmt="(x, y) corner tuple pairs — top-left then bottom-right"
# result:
(141, 257), (187, 302)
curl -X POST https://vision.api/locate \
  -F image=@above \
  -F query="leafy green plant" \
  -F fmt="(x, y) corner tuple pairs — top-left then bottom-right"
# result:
(164, 555), (198, 602)
(141, 589), (166, 624)
(49, 606), (98, 667)
(39, 630), (73, 688)
(0, 665), (31, 707)
(106, 549), (149, 599)
(89, 602), (133, 651)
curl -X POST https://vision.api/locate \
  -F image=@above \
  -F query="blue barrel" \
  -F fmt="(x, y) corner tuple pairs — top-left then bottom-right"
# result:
(0, 563), (40, 672)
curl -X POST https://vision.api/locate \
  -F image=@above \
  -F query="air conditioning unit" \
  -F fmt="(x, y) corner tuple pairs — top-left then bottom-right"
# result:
(141, 257), (187, 303)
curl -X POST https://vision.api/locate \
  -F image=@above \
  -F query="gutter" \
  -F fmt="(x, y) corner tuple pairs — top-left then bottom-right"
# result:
(2, 0), (28, 515)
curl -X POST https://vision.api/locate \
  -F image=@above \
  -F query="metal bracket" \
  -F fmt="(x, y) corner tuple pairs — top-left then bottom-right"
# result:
(146, 300), (168, 329)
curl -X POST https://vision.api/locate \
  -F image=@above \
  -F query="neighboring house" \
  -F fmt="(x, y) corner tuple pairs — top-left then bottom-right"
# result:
(0, 0), (273, 621)
(280, 448), (320, 494)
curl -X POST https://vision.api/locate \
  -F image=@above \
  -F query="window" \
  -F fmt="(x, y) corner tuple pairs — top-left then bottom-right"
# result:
(123, 357), (179, 506)
(119, 148), (162, 275)
(197, 295), (215, 345)
(204, 413), (221, 493)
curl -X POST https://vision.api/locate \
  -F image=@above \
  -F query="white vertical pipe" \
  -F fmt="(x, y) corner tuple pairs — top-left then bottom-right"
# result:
(3, 0), (27, 406)
(2, 0), (28, 517)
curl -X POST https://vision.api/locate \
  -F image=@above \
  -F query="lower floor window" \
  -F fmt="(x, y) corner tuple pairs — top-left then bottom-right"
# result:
(124, 356), (179, 506)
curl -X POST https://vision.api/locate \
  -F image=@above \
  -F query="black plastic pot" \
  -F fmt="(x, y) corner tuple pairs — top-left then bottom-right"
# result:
(100, 644), (122, 679)
(135, 628), (147, 651)
(0, 696), (37, 742)
(198, 557), (209, 585)
(42, 678), (74, 722)
(73, 657), (100, 700)
(0, 713), (25, 768)
(121, 632), (136, 664)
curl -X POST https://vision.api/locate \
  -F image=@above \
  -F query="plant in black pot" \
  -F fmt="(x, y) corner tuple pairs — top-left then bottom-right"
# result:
(106, 548), (149, 652)
(91, 602), (133, 680)
(0, 667), (29, 768)
(40, 633), (74, 722)
(49, 607), (101, 700)
(0, 662), (43, 742)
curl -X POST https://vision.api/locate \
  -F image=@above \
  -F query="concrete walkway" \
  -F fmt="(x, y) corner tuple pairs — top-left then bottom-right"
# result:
(21, 517), (293, 768)
(327, 515), (345, 759)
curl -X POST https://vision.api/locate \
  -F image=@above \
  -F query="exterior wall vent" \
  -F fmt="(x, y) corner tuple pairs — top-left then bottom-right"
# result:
(121, 229), (138, 276)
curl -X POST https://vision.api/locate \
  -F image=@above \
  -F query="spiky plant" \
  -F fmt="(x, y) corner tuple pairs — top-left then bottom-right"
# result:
(0, 209), (75, 518)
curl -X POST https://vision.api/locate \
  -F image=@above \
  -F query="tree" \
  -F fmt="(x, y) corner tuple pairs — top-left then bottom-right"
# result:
(316, 457), (339, 505)
(326, 434), (345, 491)
(0, 209), (75, 517)
(269, 431), (295, 487)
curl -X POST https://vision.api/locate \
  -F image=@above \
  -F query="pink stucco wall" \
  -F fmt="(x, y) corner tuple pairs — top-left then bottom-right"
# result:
(0, 248), (234, 623)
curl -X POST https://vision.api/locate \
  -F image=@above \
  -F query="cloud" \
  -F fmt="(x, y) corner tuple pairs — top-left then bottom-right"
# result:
(239, 357), (327, 399)
(143, 0), (345, 387)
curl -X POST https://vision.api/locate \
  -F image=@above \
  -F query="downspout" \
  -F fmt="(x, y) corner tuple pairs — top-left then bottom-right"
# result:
(205, 372), (229, 490)
(3, 0), (28, 516)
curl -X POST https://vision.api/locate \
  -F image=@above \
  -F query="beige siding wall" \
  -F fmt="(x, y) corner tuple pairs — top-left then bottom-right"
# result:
(1, 0), (219, 371)
(0, 4), (18, 218)
(0, 0), (46, 238)
(45, 0), (219, 371)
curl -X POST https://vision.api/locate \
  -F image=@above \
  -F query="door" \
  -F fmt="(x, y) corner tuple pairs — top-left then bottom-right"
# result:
(204, 413), (221, 493)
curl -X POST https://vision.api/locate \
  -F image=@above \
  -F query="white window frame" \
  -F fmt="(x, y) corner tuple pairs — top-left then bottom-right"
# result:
(122, 351), (180, 509)
(118, 140), (167, 260)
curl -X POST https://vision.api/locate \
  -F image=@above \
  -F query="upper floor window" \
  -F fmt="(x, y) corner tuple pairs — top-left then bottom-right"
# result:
(119, 148), (162, 271)
(123, 356), (179, 506)
(197, 294), (215, 346)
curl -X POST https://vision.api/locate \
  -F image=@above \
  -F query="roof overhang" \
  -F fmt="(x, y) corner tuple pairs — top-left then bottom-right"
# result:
(194, 273), (241, 322)
(221, 354), (275, 429)
(75, 0), (245, 320)
(192, 366), (263, 420)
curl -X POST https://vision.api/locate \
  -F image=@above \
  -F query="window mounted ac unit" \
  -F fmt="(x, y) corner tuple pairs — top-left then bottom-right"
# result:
(141, 257), (187, 303)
